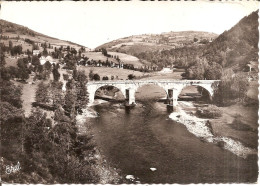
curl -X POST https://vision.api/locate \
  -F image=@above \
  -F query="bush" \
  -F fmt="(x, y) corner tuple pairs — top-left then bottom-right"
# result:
(63, 74), (69, 81)
(196, 105), (222, 118)
(93, 73), (100, 81)
(102, 76), (109, 80)
(128, 74), (135, 80)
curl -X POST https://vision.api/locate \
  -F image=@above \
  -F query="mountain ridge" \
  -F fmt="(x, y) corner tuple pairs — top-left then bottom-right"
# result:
(96, 30), (218, 55)
(0, 19), (89, 50)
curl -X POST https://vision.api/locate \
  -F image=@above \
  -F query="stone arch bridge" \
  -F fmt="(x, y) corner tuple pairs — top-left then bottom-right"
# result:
(87, 79), (220, 109)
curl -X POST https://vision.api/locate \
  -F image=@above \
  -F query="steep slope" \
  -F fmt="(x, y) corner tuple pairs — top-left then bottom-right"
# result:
(133, 10), (258, 70)
(0, 19), (90, 51)
(203, 10), (258, 68)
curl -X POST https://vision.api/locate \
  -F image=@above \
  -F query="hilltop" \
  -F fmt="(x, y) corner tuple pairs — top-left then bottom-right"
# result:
(0, 19), (90, 59)
(96, 31), (218, 55)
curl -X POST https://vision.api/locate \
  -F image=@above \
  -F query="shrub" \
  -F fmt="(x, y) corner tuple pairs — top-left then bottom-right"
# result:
(63, 74), (69, 81)
(93, 73), (100, 81)
(196, 105), (222, 118)
(102, 76), (109, 80)
(128, 74), (135, 80)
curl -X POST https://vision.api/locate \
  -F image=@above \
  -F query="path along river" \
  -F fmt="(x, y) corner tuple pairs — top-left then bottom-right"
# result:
(84, 89), (257, 183)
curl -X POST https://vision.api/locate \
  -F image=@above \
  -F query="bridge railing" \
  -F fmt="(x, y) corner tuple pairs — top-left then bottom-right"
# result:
(86, 79), (220, 85)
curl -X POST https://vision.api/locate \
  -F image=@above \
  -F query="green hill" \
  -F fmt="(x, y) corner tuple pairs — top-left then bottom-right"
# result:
(96, 31), (218, 55)
(0, 19), (90, 54)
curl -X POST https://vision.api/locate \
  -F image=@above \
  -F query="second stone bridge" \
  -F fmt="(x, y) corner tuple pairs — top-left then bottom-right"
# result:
(87, 79), (220, 109)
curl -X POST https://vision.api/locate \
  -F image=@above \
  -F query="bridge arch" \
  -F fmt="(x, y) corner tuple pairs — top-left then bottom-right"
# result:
(134, 83), (168, 101)
(88, 83), (126, 104)
(177, 84), (214, 102)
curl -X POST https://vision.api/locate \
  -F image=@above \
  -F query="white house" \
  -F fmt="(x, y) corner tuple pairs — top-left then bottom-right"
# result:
(33, 50), (40, 56)
(40, 55), (56, 65)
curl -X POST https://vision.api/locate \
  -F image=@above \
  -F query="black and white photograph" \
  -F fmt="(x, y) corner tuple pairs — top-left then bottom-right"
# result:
(0, 0), (259, 184)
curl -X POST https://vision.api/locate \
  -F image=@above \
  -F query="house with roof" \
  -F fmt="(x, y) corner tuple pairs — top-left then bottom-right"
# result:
(40, 55), (56, 65)
(33, 50), (40, 56)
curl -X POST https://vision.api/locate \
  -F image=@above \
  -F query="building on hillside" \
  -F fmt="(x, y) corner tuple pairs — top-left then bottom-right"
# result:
(35, 42), (41, 47)
(40, 55), (56, 65)
(18, 40), (25, 44)
(33, 50), (40, 56)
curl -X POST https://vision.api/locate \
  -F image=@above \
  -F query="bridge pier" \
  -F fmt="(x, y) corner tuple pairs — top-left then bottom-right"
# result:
(126, 89), (136, 105)
(167, 89), (179, 112)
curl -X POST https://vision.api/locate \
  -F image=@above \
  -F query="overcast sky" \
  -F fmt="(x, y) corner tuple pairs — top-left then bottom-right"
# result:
(1, 0), (259, 49)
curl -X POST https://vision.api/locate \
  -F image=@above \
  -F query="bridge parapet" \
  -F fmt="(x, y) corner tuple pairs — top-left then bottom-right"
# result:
(86, 79), (220, 108)
(87, 79), (220, 85)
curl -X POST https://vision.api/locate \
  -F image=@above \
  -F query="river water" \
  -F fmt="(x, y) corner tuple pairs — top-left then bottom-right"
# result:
(86, 98), (257, 183)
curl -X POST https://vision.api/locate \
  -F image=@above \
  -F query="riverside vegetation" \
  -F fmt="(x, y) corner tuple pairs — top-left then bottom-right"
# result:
(0, 49), (121, 183)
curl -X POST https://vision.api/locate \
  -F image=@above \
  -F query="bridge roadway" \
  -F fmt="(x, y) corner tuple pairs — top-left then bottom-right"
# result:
(87, 79), (220, 110)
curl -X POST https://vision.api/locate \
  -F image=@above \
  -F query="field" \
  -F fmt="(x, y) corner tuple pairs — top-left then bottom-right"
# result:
(109, 42), (173, 55)
(78, 66), (146, 80)
(83, 52), (117, 63)
(2, 32), (85, 51)
(108, 52), (142, 67)
(83, 51), (144, 67)
(210, 103), (258, 149)
(5, 57), (18, 67)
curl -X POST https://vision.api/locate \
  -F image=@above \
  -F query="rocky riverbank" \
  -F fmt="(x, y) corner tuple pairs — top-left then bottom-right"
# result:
(169, 101), (257, 158)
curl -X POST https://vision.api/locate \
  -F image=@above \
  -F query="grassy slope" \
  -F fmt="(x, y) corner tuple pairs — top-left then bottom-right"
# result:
(210, 103), (258, 149)
(96, 31), (218, 53)
(78, 66), (145, 80)
(1, 19), (90, 64)
(83, 51), (144, 67)
(109, 42), (173, 55)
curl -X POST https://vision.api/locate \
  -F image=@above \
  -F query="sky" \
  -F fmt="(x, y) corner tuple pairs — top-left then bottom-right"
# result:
(1, 0), (259, 49)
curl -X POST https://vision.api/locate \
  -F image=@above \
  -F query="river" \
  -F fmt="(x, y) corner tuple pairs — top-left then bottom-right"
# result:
(85, 95), (257, 183)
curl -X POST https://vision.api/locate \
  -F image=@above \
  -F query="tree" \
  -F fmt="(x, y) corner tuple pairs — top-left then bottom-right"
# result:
(11, 45), (23, 56)
(102, 76), (109, 80)
(8, 66), (19, 79)
(44, 61), (52, 71)
(35, 81), (51, 104)
(52, 66), (60, 82)
(101, 48), (108, 56)
(17, 58), (29, 81)
(0, 80), (23, 108)
(88, 70), (94, 81)
(93, 73), (100, 81)
(64, 89), (76, 117)
(76, 70), (87, 82)
(0, 53), (10, 80)
(205, 62), (223, 80)
(63, 74), (69, 81)
(1, 68), (11, 81)
(9, 40), (13, 50)
(24, 108), (51, 153)
(213, 69), (249, 105)
(43, 47), (48, 56)
(72, 69), (79, 80)
(19, 68), (29, 81)
(128, 74), (135, 80)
